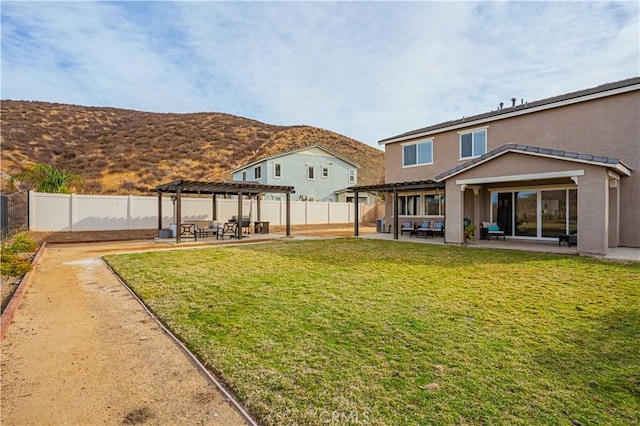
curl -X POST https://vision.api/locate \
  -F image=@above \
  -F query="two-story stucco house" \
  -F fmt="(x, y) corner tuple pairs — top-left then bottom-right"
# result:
(353, 77), (639, 256)
(232, 145), (360, 202)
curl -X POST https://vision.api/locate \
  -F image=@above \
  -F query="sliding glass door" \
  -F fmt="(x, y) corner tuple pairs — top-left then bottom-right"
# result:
(491, 188), (577, 239)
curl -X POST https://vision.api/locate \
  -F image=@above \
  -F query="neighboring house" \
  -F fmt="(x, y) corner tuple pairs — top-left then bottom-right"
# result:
(231, 145), (360, 202)
(365, 77), (639, 256)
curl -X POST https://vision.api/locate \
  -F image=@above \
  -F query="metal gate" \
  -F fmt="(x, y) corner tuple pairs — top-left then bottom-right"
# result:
(1, 190), (29, 240)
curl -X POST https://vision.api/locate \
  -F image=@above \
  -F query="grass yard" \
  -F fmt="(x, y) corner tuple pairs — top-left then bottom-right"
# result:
(104, 239), (640, 425)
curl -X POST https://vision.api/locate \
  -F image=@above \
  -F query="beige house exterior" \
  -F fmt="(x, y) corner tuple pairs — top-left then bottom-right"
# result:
(374, 77), (639, 256)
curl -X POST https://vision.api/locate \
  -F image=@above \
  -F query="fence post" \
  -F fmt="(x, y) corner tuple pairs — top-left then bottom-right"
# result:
(127, 195), (134, 230)
(69, 193), (76, 231)
(28, 190), (35, 232)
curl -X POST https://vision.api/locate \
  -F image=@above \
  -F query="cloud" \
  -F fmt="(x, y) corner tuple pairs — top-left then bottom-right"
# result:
(1, 1), (638, 148)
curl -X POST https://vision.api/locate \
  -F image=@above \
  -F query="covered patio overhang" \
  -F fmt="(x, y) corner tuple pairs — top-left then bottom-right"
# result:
(348, 180), (445, 239)
(156, 180), (295, 243)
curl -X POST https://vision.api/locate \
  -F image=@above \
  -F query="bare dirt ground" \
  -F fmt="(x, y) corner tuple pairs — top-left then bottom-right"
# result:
(1, 226), (373, 425)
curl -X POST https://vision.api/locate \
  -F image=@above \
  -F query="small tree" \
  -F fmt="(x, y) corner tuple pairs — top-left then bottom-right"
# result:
(10, 163), (83, 194)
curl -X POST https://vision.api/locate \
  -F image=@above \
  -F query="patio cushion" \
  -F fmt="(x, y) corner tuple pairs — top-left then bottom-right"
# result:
(488, 225), (500, 232)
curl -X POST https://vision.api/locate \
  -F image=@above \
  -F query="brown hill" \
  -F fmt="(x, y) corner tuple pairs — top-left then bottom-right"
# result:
(1, 100), (384, 195)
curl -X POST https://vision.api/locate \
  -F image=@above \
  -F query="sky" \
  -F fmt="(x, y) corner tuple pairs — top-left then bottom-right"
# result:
(2, 1), (639, 150)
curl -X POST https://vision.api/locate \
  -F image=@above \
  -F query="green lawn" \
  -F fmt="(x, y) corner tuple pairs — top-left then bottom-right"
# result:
(104, 239), (640, 425)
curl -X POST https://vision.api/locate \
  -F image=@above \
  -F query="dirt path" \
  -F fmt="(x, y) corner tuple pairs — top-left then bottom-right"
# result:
(1, 241), (248, 425)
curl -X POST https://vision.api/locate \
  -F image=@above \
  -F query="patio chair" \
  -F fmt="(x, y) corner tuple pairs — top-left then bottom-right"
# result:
(401, 221), (415, 236)
(195, 221), (217, 239)
(481, 222), (505, 241)
(217, 222), (239, 240)
(179, 223), (197, 241)
(433, 221), (445, 237)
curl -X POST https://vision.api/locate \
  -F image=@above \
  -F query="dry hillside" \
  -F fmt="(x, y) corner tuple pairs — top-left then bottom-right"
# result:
(0, 100), (384, 195)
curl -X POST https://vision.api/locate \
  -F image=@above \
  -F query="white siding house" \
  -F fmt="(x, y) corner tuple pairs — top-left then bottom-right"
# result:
(231, 145), (360, 202)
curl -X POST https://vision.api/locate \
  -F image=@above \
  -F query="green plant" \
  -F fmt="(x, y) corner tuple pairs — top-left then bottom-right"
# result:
(464, 217), (477, 241)
(0, 253), (32, 276)
(2, 234), (38, 254)
(1, 234), (37, 275)
(10, 162), (84, 193)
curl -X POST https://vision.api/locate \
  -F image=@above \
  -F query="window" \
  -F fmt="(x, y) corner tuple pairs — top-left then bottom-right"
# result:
(321, 166), (329, 178)
(254, 166), (261, 179)
(242, 171), (247, 181)
(403, 139), (433, 167)
(274, 163), (282, 178)
(349, 169), (355, 183)
(398, 195), (420, 215)
(424, 193), (444, 215)
(460, 128), (487, 159)
(307, 165), (315, 180)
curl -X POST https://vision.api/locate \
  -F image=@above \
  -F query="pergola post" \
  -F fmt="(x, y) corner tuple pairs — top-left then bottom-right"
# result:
(353, 190), (360, 237)
(393, 189), (399, 240)
(176, 189), (182, 244)
(157, 192), (163, 237)
(286, 192), (291, 237)
(212, 193), (217, 221)
(257, 194), (262, 221)
(237, 192), (243, 239)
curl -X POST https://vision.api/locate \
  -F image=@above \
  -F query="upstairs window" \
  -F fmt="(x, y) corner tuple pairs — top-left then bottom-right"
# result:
(403, 139), (433, 167)
(274, 163), (282, 178)
(460, 128), (487, 159)
(242, 171), (247, 181)
(307, 165), (315, 180)
(349, 169), (356, 183)
(321, 166), (329, 178)
(254, 166), (262, 179)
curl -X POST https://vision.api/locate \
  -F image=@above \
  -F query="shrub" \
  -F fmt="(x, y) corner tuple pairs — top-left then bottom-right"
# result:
(1, 234), (37, 276)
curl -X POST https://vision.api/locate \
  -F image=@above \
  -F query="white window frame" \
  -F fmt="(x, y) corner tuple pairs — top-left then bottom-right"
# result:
(321, 166), (329, 179)
(254, 166), (261, 180)
(348, 169), (356, 183)
(241, 171), (247, 181)
(307, 165), (315, 180)
(274, 163), (282, 178)
(458, 127), (488, 160)
(402, 139), (433, 168)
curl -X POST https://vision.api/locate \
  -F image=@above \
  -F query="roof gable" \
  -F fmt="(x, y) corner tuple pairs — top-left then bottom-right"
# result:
(435, 144), (633, 182)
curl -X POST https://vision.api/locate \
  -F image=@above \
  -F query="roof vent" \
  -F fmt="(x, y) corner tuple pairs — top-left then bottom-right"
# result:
(511, 97), (517, 107)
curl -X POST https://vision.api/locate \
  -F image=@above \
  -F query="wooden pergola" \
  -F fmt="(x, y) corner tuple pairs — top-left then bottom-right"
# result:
(349, 180), (445, 239)
(156, 180), (295, 243)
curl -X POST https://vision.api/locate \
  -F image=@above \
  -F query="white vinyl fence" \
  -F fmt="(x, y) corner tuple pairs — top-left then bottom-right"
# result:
(29, 192), (370, 232)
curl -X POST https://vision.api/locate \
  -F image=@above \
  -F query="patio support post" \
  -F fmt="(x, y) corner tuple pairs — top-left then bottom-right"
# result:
(257, 194), (262, 221)
(286, 192), (291, 237)
(157, 192), (162, 237)
(212, 193), (217, 221)
(237, 192), (243, 239)
(393, 189), (399, 239)
(354, 189), (360, 237)
(176, 189), (182, 244)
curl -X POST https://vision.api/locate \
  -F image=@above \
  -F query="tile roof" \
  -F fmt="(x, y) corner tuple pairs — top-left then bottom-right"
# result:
(436, 144), (632, 181)
(380, 77), (640, 144)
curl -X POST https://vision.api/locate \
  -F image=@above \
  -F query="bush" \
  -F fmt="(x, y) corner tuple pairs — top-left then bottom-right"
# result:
(3, 234), (38, 254)
(1, 234), (37, 276)
(0, 254), (32, 276)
